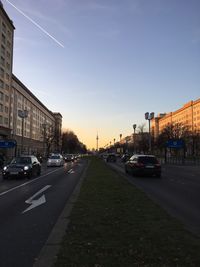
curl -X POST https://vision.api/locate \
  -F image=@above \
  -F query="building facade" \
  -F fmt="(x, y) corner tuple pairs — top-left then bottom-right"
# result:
(0, 1), (14, 140)
(151, 98), (200, 139)
(0, 2), (62, 159)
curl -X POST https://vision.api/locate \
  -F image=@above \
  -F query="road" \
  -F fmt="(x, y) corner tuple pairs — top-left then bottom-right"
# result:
(0, 158), (87, 267)
(109, 160), (200, 237)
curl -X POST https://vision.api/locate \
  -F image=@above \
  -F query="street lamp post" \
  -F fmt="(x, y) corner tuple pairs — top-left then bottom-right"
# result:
(119, 134), (122, 155)
(18, 109), (28, 155)
(145, 112), (154, 153)
(42, 123), (47, 157)
(133, 124), (137, 153)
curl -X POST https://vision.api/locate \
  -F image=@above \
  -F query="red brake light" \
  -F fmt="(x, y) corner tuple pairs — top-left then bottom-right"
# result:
(135, 162), (144, 167)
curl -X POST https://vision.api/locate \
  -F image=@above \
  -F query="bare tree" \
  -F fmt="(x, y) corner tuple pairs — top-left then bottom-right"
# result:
(136, 123), (149, 153)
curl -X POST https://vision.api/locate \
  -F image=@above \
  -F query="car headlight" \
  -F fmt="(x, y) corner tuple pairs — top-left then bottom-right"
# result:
(3, 166), (7, 171)
(24, 166), (29, 171)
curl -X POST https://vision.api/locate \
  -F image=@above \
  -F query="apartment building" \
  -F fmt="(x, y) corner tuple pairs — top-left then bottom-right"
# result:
(151, 98), (200, 139)
(0, 1), (14, 139)
(0, 2), (62, 159)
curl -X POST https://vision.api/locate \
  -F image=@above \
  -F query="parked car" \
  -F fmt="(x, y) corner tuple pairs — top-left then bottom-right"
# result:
(2, 155), (41, 179)
(106, 153), (117, 162)
(125, 154), (161, 177)
(47, 154), (64, 167)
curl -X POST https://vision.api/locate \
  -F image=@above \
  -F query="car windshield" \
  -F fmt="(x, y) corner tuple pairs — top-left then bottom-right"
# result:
(50, 155), (60, 159)
(11, 157), (31, 164)
(138, 157), (158, 164)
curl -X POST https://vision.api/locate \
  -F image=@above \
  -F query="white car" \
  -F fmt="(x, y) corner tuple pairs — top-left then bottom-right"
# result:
(47, 154), (64, 167)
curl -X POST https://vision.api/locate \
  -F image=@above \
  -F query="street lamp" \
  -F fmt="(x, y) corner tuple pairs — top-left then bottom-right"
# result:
(42, 123), (47, 157)
(145, 112), (154, 153)
(119, 134), (122, 154)
(133, 124), (137, 153)
(18, 109), (28, 155)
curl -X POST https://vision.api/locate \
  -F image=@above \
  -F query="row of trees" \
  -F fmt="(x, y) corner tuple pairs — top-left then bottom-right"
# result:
(61, 130), (87, 154)
(102, 122), (200, 157)
(42, 128), (87, 156)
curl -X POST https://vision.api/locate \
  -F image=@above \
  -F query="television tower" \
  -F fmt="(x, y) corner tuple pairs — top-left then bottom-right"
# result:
(96, 133), (99, 151)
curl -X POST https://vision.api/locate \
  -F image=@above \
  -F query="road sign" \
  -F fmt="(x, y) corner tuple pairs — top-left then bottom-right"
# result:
(166, 139), (185, 149)
(0, 140), (17, 148)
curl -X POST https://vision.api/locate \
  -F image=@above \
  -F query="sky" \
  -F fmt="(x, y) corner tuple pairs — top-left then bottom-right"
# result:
(2, 0), (200, 149)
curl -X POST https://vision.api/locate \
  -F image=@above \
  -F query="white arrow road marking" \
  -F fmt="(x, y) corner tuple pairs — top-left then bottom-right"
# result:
(68, 169), (74, 174)
(22, 185), (51, 214)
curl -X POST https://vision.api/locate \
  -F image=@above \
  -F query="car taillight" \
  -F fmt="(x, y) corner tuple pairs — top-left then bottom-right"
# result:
(155, 163), (161, 167)
(135, 163), (144, 167)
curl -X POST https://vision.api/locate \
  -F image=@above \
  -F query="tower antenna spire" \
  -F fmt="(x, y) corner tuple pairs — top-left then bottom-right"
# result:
(96, 132), (99, 151)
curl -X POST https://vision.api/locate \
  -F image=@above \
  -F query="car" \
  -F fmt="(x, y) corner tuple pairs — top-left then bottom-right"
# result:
(121, 153), (131, 162)
(125, 154), (161, 177)
(2, 155), (41, 179)
(106, 153), (117, 162)
(47, 154), (64, 167)
(64, 154), (74, 162)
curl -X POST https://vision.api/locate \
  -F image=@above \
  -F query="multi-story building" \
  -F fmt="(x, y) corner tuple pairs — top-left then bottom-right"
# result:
(0, 1), (14, 139)
(0, 2), (62, 159)
(151, 98), (200, 139)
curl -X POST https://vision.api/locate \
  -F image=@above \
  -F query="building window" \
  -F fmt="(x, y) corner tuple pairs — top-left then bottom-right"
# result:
(4, 106), (8, 113)
(1, 45), (5, 56)
(5, 95), (9, 102)
(2, 22), (6, 33)
(0, 56), (5, 66)
(0, 92), (3, 101)
(6, 62), (10, 70)
(7, 30), (11, 38)
(6, 51), (10, 59)
(2, 34), (6, 44)
(0, 68), (4, 78)
(7, 41), (11, 49)
(4, 117), (8, 125)
(0, 80), (4, 89)
(0, 104), (3, 112)
(0, 115), (3, 125)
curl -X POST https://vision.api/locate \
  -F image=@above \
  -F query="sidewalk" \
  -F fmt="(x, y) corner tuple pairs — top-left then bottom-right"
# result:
(35, 156), (200, 267)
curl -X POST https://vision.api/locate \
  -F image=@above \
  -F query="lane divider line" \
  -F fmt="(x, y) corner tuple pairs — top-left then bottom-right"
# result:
(0, 168), (61, 197)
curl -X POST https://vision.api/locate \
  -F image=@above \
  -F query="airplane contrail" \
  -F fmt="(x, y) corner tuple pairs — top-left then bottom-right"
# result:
(5, 0), (64, 48)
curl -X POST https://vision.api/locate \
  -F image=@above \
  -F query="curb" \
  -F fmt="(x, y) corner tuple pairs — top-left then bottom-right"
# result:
(33, 159), (90, 267)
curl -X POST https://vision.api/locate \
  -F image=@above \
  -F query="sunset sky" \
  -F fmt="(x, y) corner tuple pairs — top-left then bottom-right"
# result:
(3, 0), (200, 149)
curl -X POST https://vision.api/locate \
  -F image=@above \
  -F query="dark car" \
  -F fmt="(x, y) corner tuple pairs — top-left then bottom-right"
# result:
(106, 153), (117, 162)
(64, 154), (74, 162)
(2, 155), (41, 179)
(121, 153), (131, 162)
(125, 154), (161, 177)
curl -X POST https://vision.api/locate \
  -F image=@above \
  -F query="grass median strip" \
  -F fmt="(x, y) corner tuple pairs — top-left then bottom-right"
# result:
(54, 157), (200, 267)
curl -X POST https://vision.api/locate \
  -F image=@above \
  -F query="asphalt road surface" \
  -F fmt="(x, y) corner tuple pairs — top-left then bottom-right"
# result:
(109, 161), (200, 237)
(0, 158), (87, 267)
